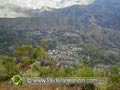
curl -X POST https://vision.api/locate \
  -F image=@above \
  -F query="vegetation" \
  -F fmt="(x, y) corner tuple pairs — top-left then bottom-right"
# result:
(0, 41), (119, 90)
(0, 56), (18, 80)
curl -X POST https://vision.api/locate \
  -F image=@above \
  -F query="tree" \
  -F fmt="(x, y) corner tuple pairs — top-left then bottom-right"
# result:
(40, 39), (48, 49)
(23, 61), (51, 77)
(14, 45), (33, 56)
(33, 46), (48, 61)
(0, 56), (18, 79)
(14, 45), (33, 62)
(0, 63), (8, 80)
(75, 66), (94, 77)
(107, 65), (120, 90)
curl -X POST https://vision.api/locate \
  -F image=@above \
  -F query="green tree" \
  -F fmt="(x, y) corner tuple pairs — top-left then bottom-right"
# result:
(0, 63), (8, 80)
(75, 66), (94, 77)
(107, 65), (120, 90)
(14, 45), (33, 62)
(40, 39), (48, 49)
(0, 56), (18, 79)
(33, 46), (48, 61)
(14, 45), (33, 56)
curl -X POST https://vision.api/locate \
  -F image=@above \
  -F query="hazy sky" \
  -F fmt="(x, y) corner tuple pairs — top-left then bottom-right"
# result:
(55, 0), (63, 2)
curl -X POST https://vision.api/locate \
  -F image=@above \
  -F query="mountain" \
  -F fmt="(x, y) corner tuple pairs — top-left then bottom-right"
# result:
(0, 0), (120, 65)
(0, 0), (94, 9)
(0, 0), (94, 17)
(0, 0), (120, 30)
(0, 0), (120, 49)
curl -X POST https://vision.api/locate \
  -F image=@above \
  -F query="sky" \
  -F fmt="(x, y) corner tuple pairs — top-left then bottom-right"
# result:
(55, 0), (63, 2)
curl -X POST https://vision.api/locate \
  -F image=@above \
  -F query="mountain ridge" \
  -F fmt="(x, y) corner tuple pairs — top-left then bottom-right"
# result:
(0, 0), (120, 65)
(0, 0), (95, 17)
